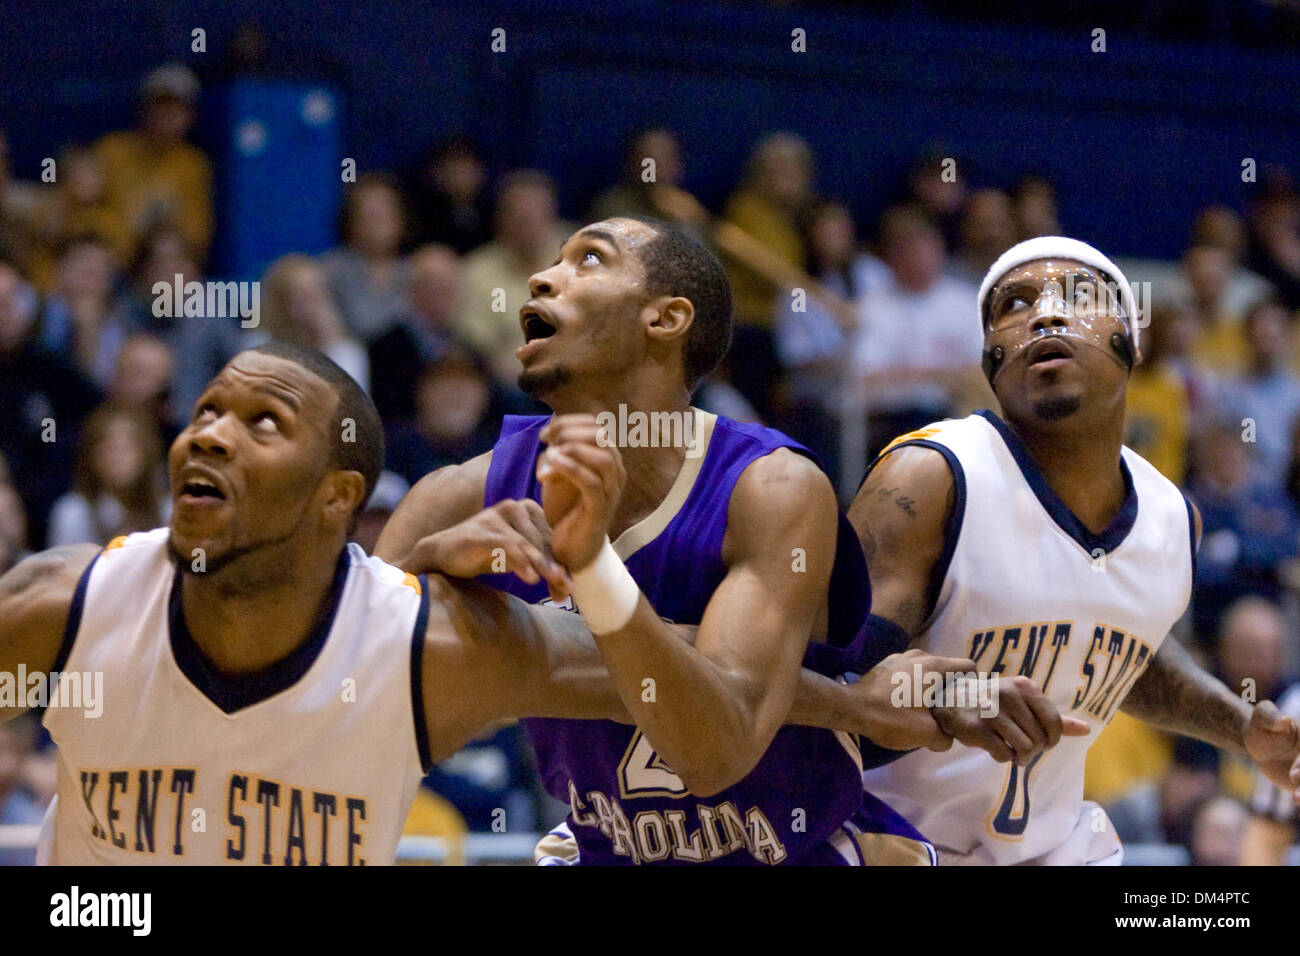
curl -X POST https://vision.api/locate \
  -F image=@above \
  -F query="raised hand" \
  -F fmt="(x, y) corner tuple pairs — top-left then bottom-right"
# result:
(537, 415), (627, 572)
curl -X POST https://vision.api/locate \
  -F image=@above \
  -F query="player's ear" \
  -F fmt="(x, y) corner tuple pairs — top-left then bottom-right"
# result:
(644, 294), (694, 345)
(321, 469), (367, 529)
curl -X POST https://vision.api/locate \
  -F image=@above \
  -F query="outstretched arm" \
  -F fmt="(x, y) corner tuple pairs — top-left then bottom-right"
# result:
(0, 544), (100, 723)
(1121, 635), (1300, 794)
(1122, 501), (1300, 797)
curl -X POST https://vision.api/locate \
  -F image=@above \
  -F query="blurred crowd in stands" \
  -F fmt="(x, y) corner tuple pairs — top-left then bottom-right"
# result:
(3, 59), (1300, 864)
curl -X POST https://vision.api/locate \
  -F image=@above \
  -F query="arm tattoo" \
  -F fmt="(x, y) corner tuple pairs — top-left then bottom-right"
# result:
(0, 547), (79, 597)
(874, 486), (917, 519)
(892, 598), (927, 638)
(1121, 636), (1250, 752)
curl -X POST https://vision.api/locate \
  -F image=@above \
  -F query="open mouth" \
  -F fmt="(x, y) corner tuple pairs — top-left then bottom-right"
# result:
(179, 478), (226, 501)
(1028, 338), (1074, 366)
(521, 309), (557, 343)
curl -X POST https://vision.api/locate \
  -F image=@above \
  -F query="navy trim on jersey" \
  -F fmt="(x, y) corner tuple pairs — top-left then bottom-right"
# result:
(410, 575), (434, 774)
(167, 547), (352, 714)
(976, 409), (1138, 555)
(50, 551), (101, 676)
(1183, 493), (1199, 594)
(859, 437), (967, 626)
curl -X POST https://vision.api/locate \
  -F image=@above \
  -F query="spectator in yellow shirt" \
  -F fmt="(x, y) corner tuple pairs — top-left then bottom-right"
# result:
(96, 63), (213, 264)
(1182, 243), (1250, 375)
(721, 132), (815, 415)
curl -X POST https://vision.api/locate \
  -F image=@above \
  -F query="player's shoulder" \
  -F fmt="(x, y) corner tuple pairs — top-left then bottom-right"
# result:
(862, 416), (968, 501)
(347, 543), (430, 599)
(728, 447), (837, 549)
(3, 542), (102, 595)
(735, 443), (832, 497)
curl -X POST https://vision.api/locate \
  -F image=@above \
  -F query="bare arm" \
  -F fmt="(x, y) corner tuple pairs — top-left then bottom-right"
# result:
(373, 452), (492, 567)
(846, 444), (954, 639)
(419, 575), (633, 763)
(598, 451), (839, 796)
(541, 412), (840, 795)
(0, 544), (100, 723)
(1120, 636), (1250, 751)
(1122, 500), (1300, 792)
(383, 433), (966, 762)
(848, 443), (1087, 762)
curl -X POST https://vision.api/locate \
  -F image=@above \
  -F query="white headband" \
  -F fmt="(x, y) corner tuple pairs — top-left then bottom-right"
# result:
(976, 236), (1140, 355)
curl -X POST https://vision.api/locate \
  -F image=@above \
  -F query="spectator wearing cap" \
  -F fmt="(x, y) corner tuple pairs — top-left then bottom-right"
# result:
(95, 63), (213, 262)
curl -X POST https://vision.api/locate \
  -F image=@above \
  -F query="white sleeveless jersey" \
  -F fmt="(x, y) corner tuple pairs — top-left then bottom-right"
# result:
(862, 412), (1194, 865)
(40, 529), (432, 865)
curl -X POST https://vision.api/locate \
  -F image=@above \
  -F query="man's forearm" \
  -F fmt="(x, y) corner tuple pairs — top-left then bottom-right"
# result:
(590, 597), (799, 795)
(1121, 636), (1251, 752)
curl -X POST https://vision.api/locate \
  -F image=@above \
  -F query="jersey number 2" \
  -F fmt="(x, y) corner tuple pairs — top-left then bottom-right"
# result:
(618, 731), (689, 798)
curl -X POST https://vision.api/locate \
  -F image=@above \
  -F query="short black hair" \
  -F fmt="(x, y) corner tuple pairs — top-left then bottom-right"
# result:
(248, 342), (383, 521)
(621, 215), (732, 391)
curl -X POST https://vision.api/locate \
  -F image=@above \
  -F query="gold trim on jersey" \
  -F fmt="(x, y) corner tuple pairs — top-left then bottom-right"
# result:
(852, 830), (936, 865)
(611, 409), (717, 562)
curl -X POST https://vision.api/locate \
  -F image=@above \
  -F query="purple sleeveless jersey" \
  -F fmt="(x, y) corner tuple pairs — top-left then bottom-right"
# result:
(478, 412), (928, 865)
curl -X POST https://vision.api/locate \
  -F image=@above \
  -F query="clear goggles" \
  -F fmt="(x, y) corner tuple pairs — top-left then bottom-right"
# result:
(983, 264), (1134, 379)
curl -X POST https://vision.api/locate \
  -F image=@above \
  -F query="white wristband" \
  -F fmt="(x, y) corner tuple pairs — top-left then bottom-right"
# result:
(569, 537), (640, 635)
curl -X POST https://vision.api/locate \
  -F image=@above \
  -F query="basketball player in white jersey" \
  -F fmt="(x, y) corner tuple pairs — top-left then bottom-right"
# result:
(853, 236), (1300, 865)
(0, 342), (757, 865)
